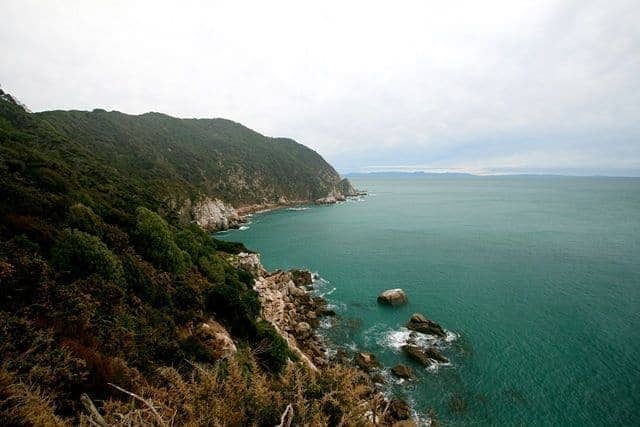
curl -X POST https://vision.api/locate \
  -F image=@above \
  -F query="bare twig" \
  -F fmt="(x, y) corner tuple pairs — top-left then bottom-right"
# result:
(80, 393), (108, 427)
(108, 383), (167, 427)
(278, 403), (294, 427)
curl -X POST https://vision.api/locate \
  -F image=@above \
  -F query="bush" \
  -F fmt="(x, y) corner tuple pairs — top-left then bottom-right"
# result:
(133, 207), (190, 274)
(254, 320), (293, 373)
(174, 224), (217, 260)
(68, 203), (104, 238)
(205, 277), (260, 337)
(51, 229), (123, 282)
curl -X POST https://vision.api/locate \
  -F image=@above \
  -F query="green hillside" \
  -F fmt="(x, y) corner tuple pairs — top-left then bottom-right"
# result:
(0, 90), (371, 425)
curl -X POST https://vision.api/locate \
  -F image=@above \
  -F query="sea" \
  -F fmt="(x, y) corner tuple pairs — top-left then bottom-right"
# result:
(217, 175), (640, 426)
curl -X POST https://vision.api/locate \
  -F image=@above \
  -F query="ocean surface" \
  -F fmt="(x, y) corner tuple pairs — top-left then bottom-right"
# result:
(218, 176), (640, 426)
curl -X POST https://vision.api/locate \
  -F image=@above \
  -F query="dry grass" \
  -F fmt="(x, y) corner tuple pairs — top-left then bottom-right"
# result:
(80, 349), (380, 426)
(0, 369), (68, 427)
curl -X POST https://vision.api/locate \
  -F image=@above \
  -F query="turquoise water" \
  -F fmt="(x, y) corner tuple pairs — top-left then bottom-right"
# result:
(219, 176), (640, 425)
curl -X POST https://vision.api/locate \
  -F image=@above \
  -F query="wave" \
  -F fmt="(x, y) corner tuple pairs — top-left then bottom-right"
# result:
(287, 206), (310, 211)
(238, 225), (250, 231)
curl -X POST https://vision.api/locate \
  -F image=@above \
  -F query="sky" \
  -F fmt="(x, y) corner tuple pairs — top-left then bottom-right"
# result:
(1, 0), (639, 176)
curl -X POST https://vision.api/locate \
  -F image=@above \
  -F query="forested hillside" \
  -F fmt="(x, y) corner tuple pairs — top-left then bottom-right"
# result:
(0, 90), (373, 425)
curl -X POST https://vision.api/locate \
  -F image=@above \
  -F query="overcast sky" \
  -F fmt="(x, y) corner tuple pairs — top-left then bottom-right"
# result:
(1, 1), (639, 175)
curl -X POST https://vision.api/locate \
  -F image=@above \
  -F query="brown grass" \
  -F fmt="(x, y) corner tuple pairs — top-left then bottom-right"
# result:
(0, 369), (68, 427)
(81, 349), (380, 426)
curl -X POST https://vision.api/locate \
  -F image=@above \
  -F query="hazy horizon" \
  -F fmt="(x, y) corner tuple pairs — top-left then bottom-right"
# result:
(2, 0), (639, 176)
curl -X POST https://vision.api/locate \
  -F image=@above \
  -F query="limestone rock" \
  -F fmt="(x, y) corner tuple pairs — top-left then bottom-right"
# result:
(180, 197), (241, 231)
(377, 289), (408, 306)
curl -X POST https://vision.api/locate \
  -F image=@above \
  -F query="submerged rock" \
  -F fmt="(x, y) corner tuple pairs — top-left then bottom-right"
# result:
(377, 289), (408, 306)
(391, 364), (414, 379)
(316, 307), (336, 317)
(406, 313), (446, 337)
(354, 352), (381, 372)
(423, 346), (448, 363)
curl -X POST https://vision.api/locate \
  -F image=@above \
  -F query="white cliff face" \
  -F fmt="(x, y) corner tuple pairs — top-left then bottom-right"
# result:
(178, 197), (241, 231)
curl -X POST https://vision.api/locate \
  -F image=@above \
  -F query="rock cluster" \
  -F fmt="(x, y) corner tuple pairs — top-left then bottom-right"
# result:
(253, 269), (333, 369)
(230, 252), (266, 277)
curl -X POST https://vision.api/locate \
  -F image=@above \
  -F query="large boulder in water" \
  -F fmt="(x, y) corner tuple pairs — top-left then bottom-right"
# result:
(406, 313), (446, 337)
(377, 289), (408, 306)
(402, 344), (432, 367)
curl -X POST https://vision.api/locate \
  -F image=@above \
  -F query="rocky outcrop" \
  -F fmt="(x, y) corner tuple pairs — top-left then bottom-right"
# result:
(388, 399), (412, 422)
(290, 269), (313, 287)
(338, 178), (359, 196)
(377, 289), (408, 306)
(391, 364), (414, 379)
(196, 319), (237, 360)
(231, 252), (267, 277)
(402, 344), (448, 367)
(176, 197), (242, 231)
(406, 313), (446, 337)
(354, 352), (381, 372)
(402, 345), (432, 367)
(315, 195), (338, 204)
(252, 268), (333, 370)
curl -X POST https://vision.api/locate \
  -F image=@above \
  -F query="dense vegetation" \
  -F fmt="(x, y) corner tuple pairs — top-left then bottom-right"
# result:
(0, 90), (372, 425)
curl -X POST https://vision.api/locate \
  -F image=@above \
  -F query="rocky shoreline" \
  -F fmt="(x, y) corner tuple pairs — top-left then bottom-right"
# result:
(231, 252), (450, 426)
(178, 179), (367, 232)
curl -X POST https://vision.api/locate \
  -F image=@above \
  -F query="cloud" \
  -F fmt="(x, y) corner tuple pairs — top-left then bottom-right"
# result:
(1, 0), (639, 175)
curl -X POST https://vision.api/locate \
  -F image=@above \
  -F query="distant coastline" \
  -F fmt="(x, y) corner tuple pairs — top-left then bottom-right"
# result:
(344, 171), (640, 179)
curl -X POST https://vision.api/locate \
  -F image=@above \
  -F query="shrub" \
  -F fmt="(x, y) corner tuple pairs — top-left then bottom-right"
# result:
(68, 203), (104, 238)
(174, 224), (217, 260)
(204, 277), (260, 337)
(133, 207), (190, 274)
(254, 320), (293, 373)
(51, 229), (124, 282)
